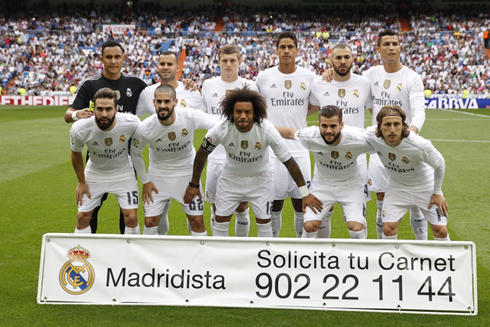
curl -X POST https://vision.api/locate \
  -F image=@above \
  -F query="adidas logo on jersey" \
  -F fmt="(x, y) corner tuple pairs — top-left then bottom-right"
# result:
(317, 151), (324, 156)
(323, 92), (330, 96)
(270, 84), (277, 88)
(156, 138), (163, 142)
(228, 142), (236, 147)
(374, 82), (379, 86)
(212, 93), (219, 97)
(91, 141), (99, 146)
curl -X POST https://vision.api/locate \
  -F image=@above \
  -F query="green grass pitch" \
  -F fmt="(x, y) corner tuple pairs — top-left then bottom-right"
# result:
(0, 106), (488, 325)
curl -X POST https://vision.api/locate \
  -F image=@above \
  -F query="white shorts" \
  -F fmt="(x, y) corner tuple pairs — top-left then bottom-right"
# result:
(273, 156), (311, 200)
(216, 171), (274, 218)
(382, 189), (448, 226)
(204, 161), (223, 203)
(78, 179), (139, 212)
(367, 153), (389, 193)
(144, 175), (204, 217)
(304, 180), (366, 225)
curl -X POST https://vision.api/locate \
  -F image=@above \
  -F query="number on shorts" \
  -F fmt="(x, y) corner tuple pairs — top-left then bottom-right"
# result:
(126, 191), (138, 205)
(189, 199), (204, 212)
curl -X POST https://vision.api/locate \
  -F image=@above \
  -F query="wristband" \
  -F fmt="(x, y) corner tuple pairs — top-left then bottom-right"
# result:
(298, 185), (309, 197)
(188, 182), (200, 188)
(72, 111), (79, 121)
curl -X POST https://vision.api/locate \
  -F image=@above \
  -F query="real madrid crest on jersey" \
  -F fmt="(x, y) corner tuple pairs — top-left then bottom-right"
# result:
(300, 82), (306, 91)
(353, 90), (359, 98)
(284, 80), (292, 90)
(126, 88), (132, 97)
(331, 151), (339, 159)
(182, 129), (189, 137)
(345, 152), (353, 160)
(241, 140), (249, 149)
(132, 138), (140, 148)
(119, 135), (126, 144)
(59, 245), (95, 295)
(180, 99), (187, 107)
(389, 153), (396, 161)
(254, 142), (262, 150)
(383, 80), (391, 89)
(396, 83), (403, 92)
(402, 156), (409, 164)
(168, 132), (176, 141)
(338, 89), (346, 98)
(105, 138), (113, 146)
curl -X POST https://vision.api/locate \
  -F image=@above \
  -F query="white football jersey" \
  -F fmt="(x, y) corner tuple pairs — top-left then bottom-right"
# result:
(204, 119), (291, 176)
(363, 66), (425, 130)
(310, 74), (372, 128)
(295, 126), (373, 184)
(131, 108), (219, 178)
(136, 81), (205, 116)
(364, 127), (445, 193)
(201, 76), (258, 163)
(70, 113), (140, 183)
(256, 66), (316, 157)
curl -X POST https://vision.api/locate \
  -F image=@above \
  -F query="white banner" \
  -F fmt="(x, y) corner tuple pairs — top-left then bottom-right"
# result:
(38, 234), (477, 315)
(102, 24), (136, 35)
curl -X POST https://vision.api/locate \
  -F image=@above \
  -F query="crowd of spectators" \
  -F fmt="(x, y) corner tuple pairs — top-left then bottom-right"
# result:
(0, 2), (488, 97)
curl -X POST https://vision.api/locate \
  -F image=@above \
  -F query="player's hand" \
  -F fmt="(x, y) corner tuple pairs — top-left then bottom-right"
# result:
(184, 185), (202, 204)
(182, 78), (199, 91)
(76, 182), (91, 206)
(142, 182), (158, 205)
(302, 194), (323, 214)
(322, 68), (334, 83)
(429, 194), (448, 217)
(74, 109), (94, 120)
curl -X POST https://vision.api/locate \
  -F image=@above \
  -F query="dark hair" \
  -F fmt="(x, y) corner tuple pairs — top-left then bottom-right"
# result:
(218, 44), (241, 60)
(219, 86), (267, 124)
(154, 84), (176, 100)
(319, 105), (343, 123)
(377, 29), (399, 47)
(375, 106), (410, 139)
(331, 43), (352, 54)
(276, 31), (298, 48)
(101, 40), (125, 55)
(159, 51), (179, 62)
(93, 87), (118, 108)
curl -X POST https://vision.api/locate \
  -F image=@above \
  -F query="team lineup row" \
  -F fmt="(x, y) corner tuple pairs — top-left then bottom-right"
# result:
(66, 30), (449, 241)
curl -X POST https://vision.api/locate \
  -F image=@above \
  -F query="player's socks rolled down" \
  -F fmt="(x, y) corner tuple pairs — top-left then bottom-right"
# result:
(409, 207), (428, 240)
(270, 210), (282, 237)
(301, 230), (318, 239)
(257, 222), (273, 238)
(382, 233), (397, 240)
(317, 211), (333, 238)
(212, 221), (230, 237)
(376, 200), (384, 239)
(143, 225), (158, 235)
(294, 211), (304, 238)
(234, 208), (250, 237)
(125, 225), (140, 235)
(434, 235), (450, 241)
(75, 226), (91, 234)
(349, 229), (366, 239)
(191, 230), (208, 237)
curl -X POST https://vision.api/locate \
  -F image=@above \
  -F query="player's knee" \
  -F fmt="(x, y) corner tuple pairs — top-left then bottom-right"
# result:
(76, 212), (91, 228)
(144, 216), (160, 227)
(347, 221), (364, 232)
(303, 221), (319, 233)
(383, 222), (397, 236)
(376, 192), (385, 201)
(430, 224), (448, 239)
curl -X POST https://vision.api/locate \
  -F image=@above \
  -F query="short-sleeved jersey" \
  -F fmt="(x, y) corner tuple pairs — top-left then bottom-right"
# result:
(70, 113), (140, 182)
(204, 119), (291, 176)
(256, 66), (316, 157)
(69, 73), (147, 114)
(363, 66), (425, 130)
(309, 74), (372, 128)
(136, 81), (205, 116)
(364, 128), (445, 193)
(295, 126), (373, 184)
(131, 108), (219, 178)
(201, 76), (258, 163)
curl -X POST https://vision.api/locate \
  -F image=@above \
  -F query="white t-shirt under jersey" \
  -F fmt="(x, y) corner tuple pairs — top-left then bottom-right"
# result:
(364, 127), (445, 194)
(136, 81), (205, 116)
(204, 119), (291, 176)
(309, 74), (372, 128)
(363, 65), (425, 130)
(131, 108), (218, 181)
(295, 126), (373, 184)
(201, 76), (258, 163)
(256, 66), (316, 157)
(70, 112), (140, 183)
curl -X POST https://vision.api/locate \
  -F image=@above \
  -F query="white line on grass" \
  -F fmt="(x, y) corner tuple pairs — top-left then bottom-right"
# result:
(443, 109), (490, 118)
(430, 139), (490, 143)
